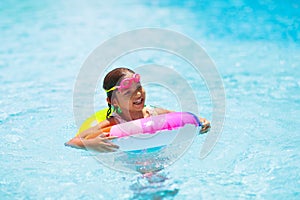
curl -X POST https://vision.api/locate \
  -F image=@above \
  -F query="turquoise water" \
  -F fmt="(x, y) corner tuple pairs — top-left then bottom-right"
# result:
(1, 0), (300, 199)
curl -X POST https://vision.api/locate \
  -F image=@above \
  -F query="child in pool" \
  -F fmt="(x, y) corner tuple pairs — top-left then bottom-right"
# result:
(67, 67), (210, 152)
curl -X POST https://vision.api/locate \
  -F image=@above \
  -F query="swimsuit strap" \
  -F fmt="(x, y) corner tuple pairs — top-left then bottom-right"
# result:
(145, 105), (158, 116)
(111, 105), (158, 124)
(111, 112), (128, 124)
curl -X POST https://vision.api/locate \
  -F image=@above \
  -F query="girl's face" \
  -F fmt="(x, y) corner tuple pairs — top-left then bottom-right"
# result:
(112, 73), (146, 112)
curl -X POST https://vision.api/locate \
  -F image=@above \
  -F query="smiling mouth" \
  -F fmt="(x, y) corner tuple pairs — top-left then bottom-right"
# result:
(133, 98), (143, 105)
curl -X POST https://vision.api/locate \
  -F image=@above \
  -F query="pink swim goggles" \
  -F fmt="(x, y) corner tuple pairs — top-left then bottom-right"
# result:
(105, 74), (141, 93)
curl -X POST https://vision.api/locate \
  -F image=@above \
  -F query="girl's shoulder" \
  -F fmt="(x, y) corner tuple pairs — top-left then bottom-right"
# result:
(144, 105), (171, 116)
(143, 105), (157, 116)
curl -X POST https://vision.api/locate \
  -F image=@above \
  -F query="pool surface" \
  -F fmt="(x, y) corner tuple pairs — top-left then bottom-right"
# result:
(1, 0), (299, 199)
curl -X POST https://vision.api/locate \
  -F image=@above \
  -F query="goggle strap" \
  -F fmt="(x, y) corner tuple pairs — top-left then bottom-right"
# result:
(105, 86), (117, 93)
(104, 74), (140, 93)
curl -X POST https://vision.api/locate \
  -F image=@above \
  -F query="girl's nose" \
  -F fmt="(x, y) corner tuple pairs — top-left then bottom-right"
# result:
(136, 91), (142, 97)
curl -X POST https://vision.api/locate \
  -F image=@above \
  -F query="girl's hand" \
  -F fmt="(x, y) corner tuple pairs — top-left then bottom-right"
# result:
(65, 133), (119, 153)
(81, 133), (119, 152)
(199, 118), (211, 134)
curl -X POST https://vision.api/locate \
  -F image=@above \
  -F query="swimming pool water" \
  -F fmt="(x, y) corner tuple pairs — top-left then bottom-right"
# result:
(1, 0), (299, 199)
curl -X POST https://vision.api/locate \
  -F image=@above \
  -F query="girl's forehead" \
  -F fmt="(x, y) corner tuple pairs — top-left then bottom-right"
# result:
(118, 72), (135, 83)
(122, 72), (134, 78)
(117, 72), (130, 81)
(119, 82), (141, 96)
(115, 73), (129, 84)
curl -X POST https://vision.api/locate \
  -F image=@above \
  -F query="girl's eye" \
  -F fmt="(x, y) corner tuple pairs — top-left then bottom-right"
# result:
(121, 84), (142, 97)
(123, 90), (131, 96)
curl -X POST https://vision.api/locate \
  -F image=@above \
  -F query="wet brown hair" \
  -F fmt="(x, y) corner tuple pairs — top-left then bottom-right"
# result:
(103, 67), (135, 118)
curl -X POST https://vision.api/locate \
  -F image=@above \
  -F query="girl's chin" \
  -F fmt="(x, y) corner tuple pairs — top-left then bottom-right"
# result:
(132, 98), (145, 110)
(132, 103), (144, 110)
(132, 102), (144, 110)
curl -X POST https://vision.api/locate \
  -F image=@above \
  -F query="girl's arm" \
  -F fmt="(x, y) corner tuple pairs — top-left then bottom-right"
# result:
(76, 118), (114, 138)
(65, 118), (119, 152)
(154, 107), (211, 134)
(199, 117), (211, 134)
(153, 107), (172, 115)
